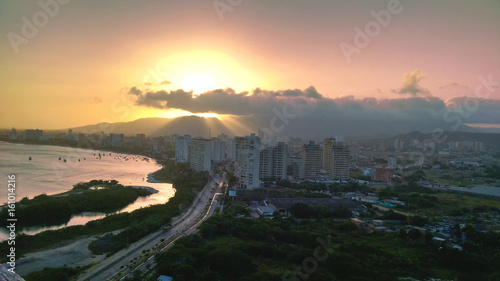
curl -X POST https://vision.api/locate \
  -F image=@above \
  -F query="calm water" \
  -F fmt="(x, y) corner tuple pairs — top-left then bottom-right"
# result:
(0, 141), (175, 240)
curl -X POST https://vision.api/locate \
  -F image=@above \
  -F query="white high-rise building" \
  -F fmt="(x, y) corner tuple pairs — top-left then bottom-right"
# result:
(9, 128), (18, 140)
(189, 138), (213, 172)
(259, 147), (272, 182)
(271, 142), (288, 181)
(259, 142), (289, 183)
(291, 156), (305, 180)
(329, 143), (351, 181)
(302, 141), (321, 180)
(226, 137), (236, 160)
(235, 134), (261, 189)
(212, 138), (225, 162)
(175, 135), (191, 163)
(322, 138), (336, 170)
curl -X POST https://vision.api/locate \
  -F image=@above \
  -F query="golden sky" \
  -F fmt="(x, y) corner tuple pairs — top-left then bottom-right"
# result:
(0, 0), (499, 129)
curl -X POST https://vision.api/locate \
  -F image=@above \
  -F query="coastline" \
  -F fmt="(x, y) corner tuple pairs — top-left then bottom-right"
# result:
(1, 161), (205, 275)
(128, 185), (159, 194)
(0, 139), (165, 197)
(0, 139), (164, 163)
(0, 141), (175, 241)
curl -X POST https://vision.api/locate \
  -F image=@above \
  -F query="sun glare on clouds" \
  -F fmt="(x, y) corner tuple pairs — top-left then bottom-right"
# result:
(136, 49), (263, 120)
(159, 109), (220, 119)
(181, 73), (216, 95)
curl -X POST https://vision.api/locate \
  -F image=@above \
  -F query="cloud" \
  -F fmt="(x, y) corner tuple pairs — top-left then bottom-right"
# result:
(392, 69), (431, 97)
(129, 87), (142, 96)
(80, 96), (103, 103)
(126, 81), (499, 137)
(127, 86), (323, 115)
(304, 86), (323, 99)
(144, 80), (171, 87)
(439, 82), (469, 91)
(445, 96), (500, 124)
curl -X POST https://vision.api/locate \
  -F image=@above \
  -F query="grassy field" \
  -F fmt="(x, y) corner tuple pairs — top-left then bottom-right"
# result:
(434, 193), (500, 209)
(391, 191), (500, 218)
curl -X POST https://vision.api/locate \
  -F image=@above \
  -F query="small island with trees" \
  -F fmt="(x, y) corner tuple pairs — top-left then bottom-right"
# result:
(0, 179), (153, 227)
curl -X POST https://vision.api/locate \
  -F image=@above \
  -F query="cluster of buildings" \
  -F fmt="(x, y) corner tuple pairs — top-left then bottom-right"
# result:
(390, 138), (487, 154)
(9, 128), (45, 141)
(8, 128), (168, 154)
(173, 133), (352, 189)
(9, 127), (498, 190)
(6, 128), (355, 189)
(351, 134), (497, 186)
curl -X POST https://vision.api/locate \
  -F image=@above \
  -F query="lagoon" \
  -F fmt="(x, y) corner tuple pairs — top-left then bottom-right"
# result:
(0, 141), (174, 240)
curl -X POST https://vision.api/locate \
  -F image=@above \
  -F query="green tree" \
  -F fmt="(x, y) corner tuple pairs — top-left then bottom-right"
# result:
(407, 215), (428, 226)
(289, 203), (315, 218)
(332, 205), (352, 218)
(407, 229), (423, 241)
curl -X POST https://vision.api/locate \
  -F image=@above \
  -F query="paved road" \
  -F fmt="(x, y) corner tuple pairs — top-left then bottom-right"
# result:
(77, 176), (221, 281)
(119, 191), (223, 280)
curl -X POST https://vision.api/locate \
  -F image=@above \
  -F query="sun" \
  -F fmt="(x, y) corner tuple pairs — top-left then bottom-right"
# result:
(194, 112), (219, 118)
(181, 73), (216, 95)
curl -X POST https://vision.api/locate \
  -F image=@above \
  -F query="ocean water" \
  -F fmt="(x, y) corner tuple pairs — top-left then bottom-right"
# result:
(0, 141), (175, 240)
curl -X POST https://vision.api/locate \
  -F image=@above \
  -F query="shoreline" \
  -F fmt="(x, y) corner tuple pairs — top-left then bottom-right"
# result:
(0, 182), (160, 239)
(128, 185), (159, 194)
(0, 141), (174, 240)
(0, 139), (165, 166)
(0, 159), (205, 275)
(0, 140), (168, 201)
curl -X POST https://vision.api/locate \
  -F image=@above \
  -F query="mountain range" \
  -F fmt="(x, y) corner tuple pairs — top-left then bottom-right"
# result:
(51, 116), (500, 140)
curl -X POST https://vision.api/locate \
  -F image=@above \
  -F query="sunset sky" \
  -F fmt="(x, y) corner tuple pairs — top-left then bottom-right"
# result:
(1, 0), (499, 130)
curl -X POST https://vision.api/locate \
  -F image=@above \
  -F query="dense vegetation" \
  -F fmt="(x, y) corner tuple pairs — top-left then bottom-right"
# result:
(88, 161), (208, 255)
(484, 164), (500, 179)
(154, 215), (500, 281)
(0, 181), (152, 227)
(375, 183), (500, 217)
(24, 266), (86, 281)
(289, 203), (351, 219)
(0, 161), (208, 261)
(277, 180), (372, 195)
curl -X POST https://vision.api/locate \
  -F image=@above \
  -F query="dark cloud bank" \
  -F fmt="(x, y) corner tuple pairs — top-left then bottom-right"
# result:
(127, 84), (500, 138)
